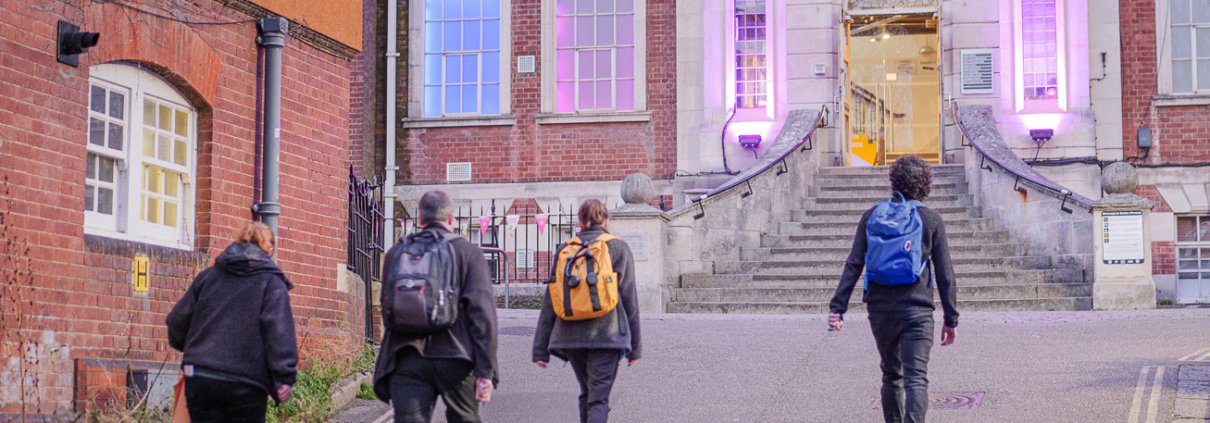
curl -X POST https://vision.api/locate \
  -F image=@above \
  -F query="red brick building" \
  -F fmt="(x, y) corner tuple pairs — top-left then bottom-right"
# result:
(1119, 0), (1210, 304)
(0, 1), (365, 417)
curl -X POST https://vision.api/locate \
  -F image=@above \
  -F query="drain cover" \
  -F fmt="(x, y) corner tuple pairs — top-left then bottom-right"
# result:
(870, 392), (984, 410)
(499, 326), (535, 336)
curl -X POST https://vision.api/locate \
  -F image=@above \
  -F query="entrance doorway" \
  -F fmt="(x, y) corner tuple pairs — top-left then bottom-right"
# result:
(844, 13), (941, 166)
(1177, 215), (1210, 304)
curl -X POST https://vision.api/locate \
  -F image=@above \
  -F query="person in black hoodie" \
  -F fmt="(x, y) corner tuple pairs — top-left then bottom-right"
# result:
(533, 199), (642, 423)
(167, 221), (297, 422)
(373, 190), (498, 423)
(827, 156), (959, 423)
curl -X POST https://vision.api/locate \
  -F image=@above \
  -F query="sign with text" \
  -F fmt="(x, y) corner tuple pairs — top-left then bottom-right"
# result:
(960, 49), (994, 95)
(132, 255), (150, 293)
(613, 231), (650, 262)
(1101, 211), (1145, 265)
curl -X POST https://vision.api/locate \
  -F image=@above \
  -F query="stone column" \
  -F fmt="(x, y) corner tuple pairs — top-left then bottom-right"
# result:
(609, 174), (669, 313)
(1091, 162), (1157, 310)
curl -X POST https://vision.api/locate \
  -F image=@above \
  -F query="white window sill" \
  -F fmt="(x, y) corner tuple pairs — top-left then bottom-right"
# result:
(402, 115), (517, 128)
(1152, 95), (1210, 107)
(84, 228), (193, 251)
(535, 112), (652, 125)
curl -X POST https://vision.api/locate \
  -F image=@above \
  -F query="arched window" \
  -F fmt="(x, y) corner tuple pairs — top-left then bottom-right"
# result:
(85, 63), (196, 249)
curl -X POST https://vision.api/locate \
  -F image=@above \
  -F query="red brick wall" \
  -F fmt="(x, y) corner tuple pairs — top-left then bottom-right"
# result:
(0, 1), (359, 415)
(1120, 0), (1210, 163)
(1135, 184), (1175, 275)
(400, 0), (677, 184)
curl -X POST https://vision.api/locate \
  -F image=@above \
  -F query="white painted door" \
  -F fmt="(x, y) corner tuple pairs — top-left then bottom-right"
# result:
(1176, 215), (1210, 304)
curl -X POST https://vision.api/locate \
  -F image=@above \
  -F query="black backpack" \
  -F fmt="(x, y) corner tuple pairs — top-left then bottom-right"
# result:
(382, 230), (460, 335)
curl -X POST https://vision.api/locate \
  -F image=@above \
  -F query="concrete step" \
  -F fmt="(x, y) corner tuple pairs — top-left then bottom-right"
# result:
(813, 184), (968, 197)
(665, 297), (1092, 314)
(808, 193), (971, 206)
(741, 244), (1020, 261)
(713, 256), (1053, 275)
(804, 197), (972, 211)
(761, 231), (1008, 248)
(672, 283), (1092, 303)
(819, 165), (965, 176)
(791, 208), (978, 223)
(680, 269), (1086, 288)
(777, 218), (993, 236)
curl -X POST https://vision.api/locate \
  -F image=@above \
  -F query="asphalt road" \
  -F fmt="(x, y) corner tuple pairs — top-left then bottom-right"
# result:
(418, 307), (1210, 423)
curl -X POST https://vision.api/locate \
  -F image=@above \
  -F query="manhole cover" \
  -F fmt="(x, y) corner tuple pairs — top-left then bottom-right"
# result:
(870, 392), (984, 410)
(499, 326), (535, 336)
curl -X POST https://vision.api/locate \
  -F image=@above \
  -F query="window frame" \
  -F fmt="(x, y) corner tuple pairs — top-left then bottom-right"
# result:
(1176, 214), (1210, 301)
(1156, 0), (1210, 96)
(1012, 0), (1067, 113)
(409, 0), (513, 119)
(85, 79), (131, 233)
(541, 0), (648, 115)
(86, 64), (197, 250)
(725, 0), (776, 121)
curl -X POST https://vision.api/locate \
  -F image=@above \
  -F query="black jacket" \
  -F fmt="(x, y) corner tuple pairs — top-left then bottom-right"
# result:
(829, 205), (960, 328)
(373, 226), (499, 401)
(533, 226), (642, 362)
(166, 242), (299, 398)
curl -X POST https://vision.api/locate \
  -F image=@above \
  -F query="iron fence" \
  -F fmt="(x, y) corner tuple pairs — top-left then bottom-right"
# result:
(347, 167), (384, 341)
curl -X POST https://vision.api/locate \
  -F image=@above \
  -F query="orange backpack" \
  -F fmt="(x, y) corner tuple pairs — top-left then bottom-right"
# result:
(550, 234), (619, 321)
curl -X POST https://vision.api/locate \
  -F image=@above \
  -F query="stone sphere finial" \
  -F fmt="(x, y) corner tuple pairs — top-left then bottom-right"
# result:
(620, 173), (655, 205)
(1102, 162), (1139, 195)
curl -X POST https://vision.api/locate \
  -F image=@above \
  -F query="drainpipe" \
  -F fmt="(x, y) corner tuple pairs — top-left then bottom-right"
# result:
(255, 17), (288, 237)
(383, 0), (399, 250)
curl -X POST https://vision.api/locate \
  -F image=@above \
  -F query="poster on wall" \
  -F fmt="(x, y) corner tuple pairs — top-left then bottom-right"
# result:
(960, 49), (995, 95)
(1102, 210), (1145, 265)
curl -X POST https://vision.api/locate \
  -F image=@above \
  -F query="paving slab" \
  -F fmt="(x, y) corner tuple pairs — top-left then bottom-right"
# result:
(1180, 380), (1210, 400)
(1175, 397), (1210, 419)
(1183, 365), (1210, 382)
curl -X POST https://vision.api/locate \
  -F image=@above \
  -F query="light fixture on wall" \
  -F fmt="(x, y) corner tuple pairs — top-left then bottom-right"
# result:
(1028, 129), (1054, 163)
(738, 134), (763, 158)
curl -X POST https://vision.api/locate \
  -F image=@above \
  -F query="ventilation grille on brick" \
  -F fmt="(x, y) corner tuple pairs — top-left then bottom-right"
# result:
(515, 250), (535, 269)
(960, 49), (994, 95)
(446, 162), (472, 182)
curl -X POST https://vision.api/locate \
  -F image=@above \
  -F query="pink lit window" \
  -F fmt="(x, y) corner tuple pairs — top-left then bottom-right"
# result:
(555, 0), (636, 113)
(1021, 0), (1058, 101)
(735, 0), (767, 109)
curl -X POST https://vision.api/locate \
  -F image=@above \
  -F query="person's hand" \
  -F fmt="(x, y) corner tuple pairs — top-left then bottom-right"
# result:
(536, 361), (548, 368)
(827, 313), (844, 332)
(941, 325), (957, 346)
(276, 384), (293, 403)
(475, 378), (493, 402)
(627, 359), (638, 367)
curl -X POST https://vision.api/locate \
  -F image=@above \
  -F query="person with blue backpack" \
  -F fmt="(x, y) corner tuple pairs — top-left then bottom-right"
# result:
(827, 156), (959, 423)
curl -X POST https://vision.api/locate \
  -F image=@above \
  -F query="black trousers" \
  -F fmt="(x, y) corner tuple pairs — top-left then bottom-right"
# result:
(389, 350), (479, 423)
(184, 376), (268, 423)
(564, 349), (622, 423)
(869, 310), (935, 423)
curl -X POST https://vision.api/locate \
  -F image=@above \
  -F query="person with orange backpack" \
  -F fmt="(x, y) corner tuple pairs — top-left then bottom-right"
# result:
(533, 199), (642, 423)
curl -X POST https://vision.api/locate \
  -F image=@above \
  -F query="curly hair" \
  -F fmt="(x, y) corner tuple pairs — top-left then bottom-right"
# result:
(889, 156), (932, 201)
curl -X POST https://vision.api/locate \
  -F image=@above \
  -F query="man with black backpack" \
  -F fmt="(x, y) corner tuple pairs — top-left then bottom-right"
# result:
(827, 156), (959, 423)
(373, 190), (498, 423)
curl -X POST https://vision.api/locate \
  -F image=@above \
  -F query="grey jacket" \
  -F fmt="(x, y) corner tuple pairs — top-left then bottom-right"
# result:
(533, 226), (642, 362)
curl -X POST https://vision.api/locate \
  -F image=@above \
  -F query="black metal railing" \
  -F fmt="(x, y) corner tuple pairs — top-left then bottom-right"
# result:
(347, 166), (384, 341)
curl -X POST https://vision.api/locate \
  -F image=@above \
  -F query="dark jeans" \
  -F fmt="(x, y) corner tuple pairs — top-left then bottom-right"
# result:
(184, 376), (268, 423)
(389, 350), (479, 423)
(869, 310), (935, 423)
(564, 349), (622, 423)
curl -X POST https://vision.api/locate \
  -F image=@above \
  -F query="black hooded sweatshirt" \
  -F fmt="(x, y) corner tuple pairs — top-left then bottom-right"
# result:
(167, 242), (299, 398)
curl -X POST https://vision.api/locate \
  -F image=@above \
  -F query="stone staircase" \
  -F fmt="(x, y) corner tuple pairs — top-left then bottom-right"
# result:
(667, 165), (1093, 314)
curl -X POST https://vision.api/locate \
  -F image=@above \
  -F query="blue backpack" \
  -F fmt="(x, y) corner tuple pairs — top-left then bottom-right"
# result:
(864, 191), (930, 289)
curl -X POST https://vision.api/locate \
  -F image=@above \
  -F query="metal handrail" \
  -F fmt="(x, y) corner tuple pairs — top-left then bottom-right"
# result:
(951, 104), (1093, 213)
(700, 106), (828, 201)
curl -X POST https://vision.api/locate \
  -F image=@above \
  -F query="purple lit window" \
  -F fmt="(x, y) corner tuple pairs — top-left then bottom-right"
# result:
(1021, 0), (1058, 100)
(1169, 0), (1210, 93)
(555, 0), (636, 112)
(735, 0), (767, 109)
(423, 0), (502, 117)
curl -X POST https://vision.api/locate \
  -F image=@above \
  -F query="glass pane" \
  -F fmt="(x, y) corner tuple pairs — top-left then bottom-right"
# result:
(157, 135), (171, 161)
(424, 86), (442, 117)
(617, 79), (634, 111)
(464, 21), (481, 51)
(578, 81), (594, 109)
(143, 129), (156, 157)
(175, 110), (188, 136)
(576, 16), (594, 47)
(425, 0), (442, 20)
(557, 16), (574, 49)
(425, 22), (442, 53)
(596, 80), (611, 109)
(596, 0), (613, 13)
(484, 0), (500, 18)
(1193, 0), (1210, 23)
(1180, 259), (1199, 270)
(617, 47), (634, 78)
(596, 50), (612, 78)
(556, 82), (575, 113)
(86, 153), (97, 179)
(174, 140), (188, 166)
(143, 100), (155, 125)
(557, 49), (575, 80)
(446, 55), (462, 84)
(579, 50), (595, 79)
(557, 0), (574, 15)
(85, 186), (95, 212)
(1180, 248), (1199, 259)
(108, 91), (125, 119)
(462, 54), (478, 83)
(1199, 28), (1210, 58)
(483, 52), (500, 83)
(576, 0), (594, 13)
(482, 83), (500, 115)
(444, 22), (461, 52)
(445, 0), (461, 19)
(461, 85), (477, 113)
(483, 19), (500, 50)
(1179, 216), (1198, 242)
(164, 202), (178, 228)
(424, 55), (442, 86)
(1179, 272), (1199, 280)
(1173, 0), (1190, 24)
(90, 85), (105, 113)
(446, 85), (462, 114)
(107, 122), (123, 150)
(1174, 59), (1194, 93)
(597, 16), (614, 45)
(1199, 60), (1210, 90)
(89, 118), (105, 146)
(1174, 27), (1192, 60)
(158, 105), (171, 130)
(147, 167), (162, 193)
(98, 188), (113, 215)
(464, 0), (481, 19)
(617, 0), (632, 13)
(1201, 217), (1210, 241)
(617, 16), (634, 45)
(147, 197), (161, 224)
(165, 171), (179, 197)
(99, 156), (115, 183)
